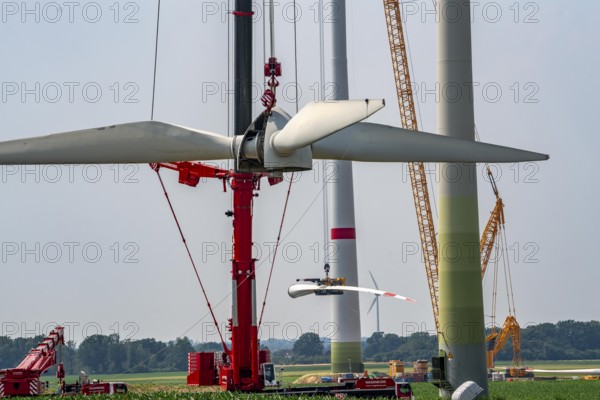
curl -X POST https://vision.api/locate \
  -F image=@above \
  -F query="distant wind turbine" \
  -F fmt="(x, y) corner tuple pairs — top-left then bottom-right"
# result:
(367, 271), (381, 334)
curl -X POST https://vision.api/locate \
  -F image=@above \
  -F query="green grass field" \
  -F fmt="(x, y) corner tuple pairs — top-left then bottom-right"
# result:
(38, 361), (599, 399)
(35, 381), (600, 399)
(67, 360), (598, 385)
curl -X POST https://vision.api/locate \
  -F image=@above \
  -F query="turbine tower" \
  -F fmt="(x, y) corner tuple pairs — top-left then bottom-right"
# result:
(437, 0), (489, 396)
(328, 0), (363, 374)
(367, 271), (381, 333)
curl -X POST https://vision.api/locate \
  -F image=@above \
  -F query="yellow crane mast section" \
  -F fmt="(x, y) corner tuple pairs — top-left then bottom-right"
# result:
(486, 315), (522, 370)
(382, 0), (441, 333)
(480, 168), (505, 278)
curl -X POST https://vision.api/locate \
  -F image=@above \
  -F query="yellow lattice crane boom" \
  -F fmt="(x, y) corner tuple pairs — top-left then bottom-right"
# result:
(486, 315), (522, 371)
(480, 168), (505, 278)
(382, 0), (441, 334)
(479, 167), (524, 372)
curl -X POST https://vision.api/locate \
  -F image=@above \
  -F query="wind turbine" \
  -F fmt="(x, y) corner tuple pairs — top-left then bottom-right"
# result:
(367, 271), (382, 334)
(0, 0), (548, 393)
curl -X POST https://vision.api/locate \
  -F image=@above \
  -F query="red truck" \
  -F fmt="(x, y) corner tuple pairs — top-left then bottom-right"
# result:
(61, 372), (128, 396)
(81, 382), (128, 395)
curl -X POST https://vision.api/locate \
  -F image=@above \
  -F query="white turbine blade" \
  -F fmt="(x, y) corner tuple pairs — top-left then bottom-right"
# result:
(529, 369), (600, 375)
(0, 121), (234, 164)
(367, 297), (378, 315)
(312, 122), (549, 163)
(272, 99), (384, 155)
(287, 283), (322, 298)
(288, 282), (416, 303)
(369, 270), (379, 290)
(335, 285), (417, 303)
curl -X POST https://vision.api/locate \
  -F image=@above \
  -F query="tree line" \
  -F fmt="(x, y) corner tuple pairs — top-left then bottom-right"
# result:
(0, 334), (195, 375)
(0, 320), (597, 374)
(361, 320), (600, 363)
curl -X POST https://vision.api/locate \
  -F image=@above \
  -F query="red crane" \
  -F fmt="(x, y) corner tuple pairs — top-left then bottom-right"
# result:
(0, 326), (65, 397)
(154, 162), (276, 391)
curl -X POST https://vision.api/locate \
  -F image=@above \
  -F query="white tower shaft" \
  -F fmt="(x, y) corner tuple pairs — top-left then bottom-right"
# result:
(328, 0), (364, 373)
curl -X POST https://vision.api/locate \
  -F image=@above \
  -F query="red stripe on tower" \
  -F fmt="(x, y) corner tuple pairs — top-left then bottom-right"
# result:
(232, 11), (254, 17)
(331, 228), (356, 240)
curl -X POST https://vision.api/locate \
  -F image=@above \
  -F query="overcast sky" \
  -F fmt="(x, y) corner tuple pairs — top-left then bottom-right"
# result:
(0, 0), (597, 345)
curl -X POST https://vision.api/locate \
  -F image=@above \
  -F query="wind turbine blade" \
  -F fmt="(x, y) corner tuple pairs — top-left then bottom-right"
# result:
(287, 283), (323, 298)
(272, 99), (384, 154)
(335, 285), (417, 303)
(288, 282), (416, 303)
(0, 121), (234, 164)
(367, 297), (378, 315)
(529, 369), (600, 375)
(369, 270), (379, 290)
(312, 122), (549, 163)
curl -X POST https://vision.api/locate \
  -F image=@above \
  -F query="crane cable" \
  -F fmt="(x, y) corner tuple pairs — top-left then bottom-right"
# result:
(258, 1), (299, 327)
(258, 173), (295, 328)
(261, 0), (280, 114)
(150, 0), (161, 121)
(151, 165), (227, 351)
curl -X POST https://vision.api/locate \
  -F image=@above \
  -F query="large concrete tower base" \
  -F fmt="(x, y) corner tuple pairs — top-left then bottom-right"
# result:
(329, 166), (363, 373)
(330, 341), (364, 373)
(438, 182), (488, 396)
